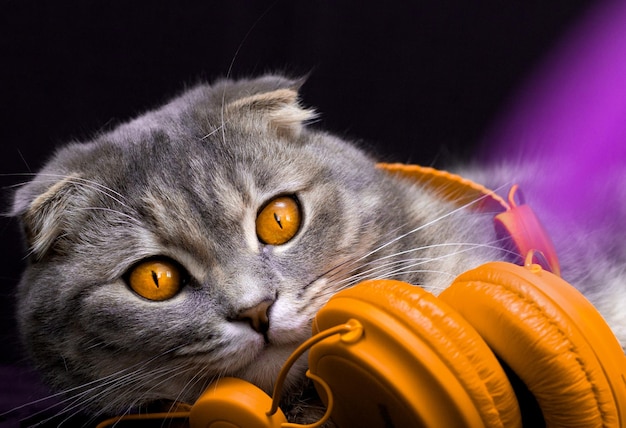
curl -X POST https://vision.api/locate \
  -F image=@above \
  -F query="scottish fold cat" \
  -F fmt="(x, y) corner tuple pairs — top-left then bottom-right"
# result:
(10, 75), (626, 425)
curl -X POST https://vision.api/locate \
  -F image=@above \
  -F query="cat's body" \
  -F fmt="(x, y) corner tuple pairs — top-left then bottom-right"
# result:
(11, 75), (626, 425)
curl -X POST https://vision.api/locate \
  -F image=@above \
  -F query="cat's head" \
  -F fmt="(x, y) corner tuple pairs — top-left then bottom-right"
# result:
(12, 76), (418, 413)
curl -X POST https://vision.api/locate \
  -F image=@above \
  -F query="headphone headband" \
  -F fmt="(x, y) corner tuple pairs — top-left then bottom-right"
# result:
(377, 163), (561, 274)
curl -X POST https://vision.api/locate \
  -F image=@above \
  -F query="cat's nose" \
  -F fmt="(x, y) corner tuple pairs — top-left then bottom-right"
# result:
(236, 299), (273, 334)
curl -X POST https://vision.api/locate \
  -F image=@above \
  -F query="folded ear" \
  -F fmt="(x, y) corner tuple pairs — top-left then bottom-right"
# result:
(225, 87), (317, 139)
(12, 173), (83, 260)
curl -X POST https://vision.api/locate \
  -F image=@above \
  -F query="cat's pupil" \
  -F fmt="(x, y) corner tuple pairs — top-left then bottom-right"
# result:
(151, 271), (159, 288)
(274, 213), (283, 229)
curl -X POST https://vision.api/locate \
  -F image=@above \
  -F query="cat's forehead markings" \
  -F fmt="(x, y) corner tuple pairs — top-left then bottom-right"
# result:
(210, 169), (250, 217)
(211, 168), (304, 213)
(140, 188), (214, 259)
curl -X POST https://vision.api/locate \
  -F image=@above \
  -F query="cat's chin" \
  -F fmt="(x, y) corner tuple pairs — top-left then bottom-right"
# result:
(235, 342), (308, 394)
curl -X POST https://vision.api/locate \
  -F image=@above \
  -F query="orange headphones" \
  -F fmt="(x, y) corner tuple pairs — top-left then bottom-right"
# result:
(97, 164), (626, 428)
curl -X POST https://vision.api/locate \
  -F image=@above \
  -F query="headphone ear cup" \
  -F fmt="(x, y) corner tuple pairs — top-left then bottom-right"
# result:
(311, 279), (522, 428)
(189, 377), (287, 428)
(439, 261), (626, 428)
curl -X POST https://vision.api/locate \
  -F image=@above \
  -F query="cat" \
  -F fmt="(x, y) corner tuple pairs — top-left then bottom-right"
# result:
(9, 74), (626, 426)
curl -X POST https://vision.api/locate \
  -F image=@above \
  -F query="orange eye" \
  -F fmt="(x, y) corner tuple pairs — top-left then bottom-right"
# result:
(128, 259), (184, 301)
(256, 196), (302, 245)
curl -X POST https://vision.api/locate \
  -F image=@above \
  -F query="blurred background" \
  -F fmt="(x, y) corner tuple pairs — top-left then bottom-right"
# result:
(0, 0), (598, 404)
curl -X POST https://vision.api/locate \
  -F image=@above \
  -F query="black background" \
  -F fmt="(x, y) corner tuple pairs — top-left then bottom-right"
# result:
(0, 0), (592, 402)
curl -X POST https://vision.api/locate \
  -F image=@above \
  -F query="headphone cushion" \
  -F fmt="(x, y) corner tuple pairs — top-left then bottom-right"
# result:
(189, 377), (287, 428)
(337, 279), (521, 428)
(440, 262), (624, 427)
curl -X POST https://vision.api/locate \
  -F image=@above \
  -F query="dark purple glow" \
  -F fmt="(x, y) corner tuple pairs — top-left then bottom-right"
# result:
(483, 1), (626, 225)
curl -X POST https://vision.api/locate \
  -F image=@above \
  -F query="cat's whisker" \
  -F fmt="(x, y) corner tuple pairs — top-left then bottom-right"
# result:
(83, 338), (108, 351)
(323, 239), (504, 287)
(1, 366), (128, 419)
(301, 221), (427, 292)
(323, 243), (445, 283)
(136, 364), (196, 401)
(360, 239), (501, 266)
(335, 268), (457, 294)
(35, 370), (155, 427)
(22, 172), (132, 209)
(94, 365), (183, 410)
(72, 207), (142, 227)
(325, 257), (428, 289)
(383, 269), (457, 285)
(319, 199), (520, 291)
(95, 365), (193, 427)
(316, 206), (492, 288)
(321, 239), (515, 299)
(218, 1), (277, 146)
(169, 364), (213, 409)
(348, 197), (492, 263)
(200, 122), (227, 141)
(19, 367), (148, 426)
(5, 346), (188, 426)
(32, 361), (193, 427)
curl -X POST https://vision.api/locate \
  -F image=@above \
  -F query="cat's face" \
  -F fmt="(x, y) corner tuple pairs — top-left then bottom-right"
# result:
(12, 76), (424, 413)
